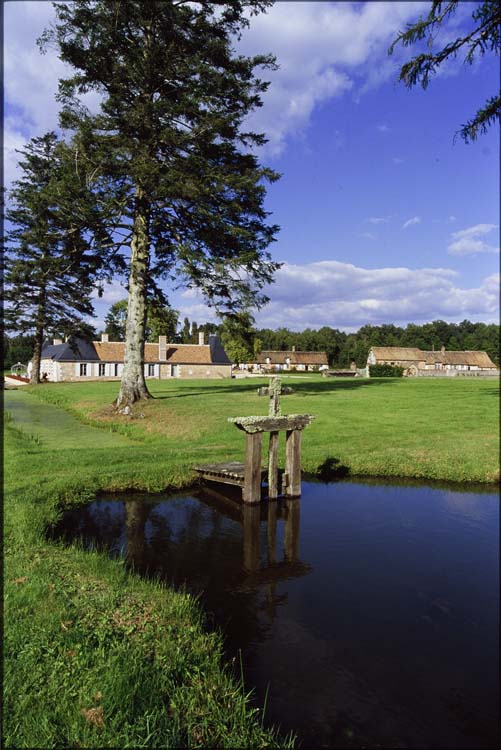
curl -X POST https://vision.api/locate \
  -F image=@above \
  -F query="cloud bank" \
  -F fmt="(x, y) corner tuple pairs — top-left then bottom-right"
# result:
(171, 260), (500, 332)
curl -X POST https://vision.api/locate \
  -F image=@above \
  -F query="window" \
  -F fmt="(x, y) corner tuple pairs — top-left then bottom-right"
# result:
(114, 363), (119, 376)
(99, 363), (106, 376)
(148, 364), (155, 376)
(79, 363), (87, 376)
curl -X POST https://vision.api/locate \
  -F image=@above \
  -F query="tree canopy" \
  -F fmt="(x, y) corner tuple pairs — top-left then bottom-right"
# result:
(3, 132), (105, 383)
(389, 1), (501, 142)
(40, 0), (280, 407)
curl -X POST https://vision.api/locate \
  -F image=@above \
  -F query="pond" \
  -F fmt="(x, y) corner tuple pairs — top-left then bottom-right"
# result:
(50, 479), (499, 748)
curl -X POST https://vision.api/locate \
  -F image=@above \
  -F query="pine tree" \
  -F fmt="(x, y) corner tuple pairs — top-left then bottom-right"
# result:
(3, 133), (106, 384)
(40, 0), (281, 408)
(389, 1), (501, 142)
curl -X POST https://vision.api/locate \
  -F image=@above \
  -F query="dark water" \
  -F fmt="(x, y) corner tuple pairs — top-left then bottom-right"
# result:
(50, 480), (499, 748)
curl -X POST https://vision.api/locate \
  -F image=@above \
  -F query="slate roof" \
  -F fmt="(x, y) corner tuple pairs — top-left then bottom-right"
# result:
(256, 350), (328, 365)
(41, 338), (100, 362)
(42, 335), (231, 365)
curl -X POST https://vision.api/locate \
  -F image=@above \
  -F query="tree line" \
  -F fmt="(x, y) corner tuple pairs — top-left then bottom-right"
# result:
(171, 317), (501, 368)
(4, 315), (498, 373)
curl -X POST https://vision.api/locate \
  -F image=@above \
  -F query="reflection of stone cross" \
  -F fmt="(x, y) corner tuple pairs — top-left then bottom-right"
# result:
(257, 376), (292, 417)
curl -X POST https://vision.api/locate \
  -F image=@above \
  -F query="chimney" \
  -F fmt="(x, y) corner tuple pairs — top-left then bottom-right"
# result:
(159, 335), (167, 361)
(198, 331), (205, 346)
(441, 345), (445, 354)
(53, 338), (62, 346)
(101, 333), (109, 343)
(292, 345), (296, 352)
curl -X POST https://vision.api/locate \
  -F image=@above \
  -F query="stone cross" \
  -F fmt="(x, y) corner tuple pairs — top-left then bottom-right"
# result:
(257, 376), (292, 417)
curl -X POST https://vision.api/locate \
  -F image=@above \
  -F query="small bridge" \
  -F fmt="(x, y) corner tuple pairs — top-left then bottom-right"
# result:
(195, 377), (315, 503)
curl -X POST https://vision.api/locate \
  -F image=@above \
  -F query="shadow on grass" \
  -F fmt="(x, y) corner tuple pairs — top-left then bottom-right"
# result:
(315, 456), (351, 481)
(152, 377), (393, 400)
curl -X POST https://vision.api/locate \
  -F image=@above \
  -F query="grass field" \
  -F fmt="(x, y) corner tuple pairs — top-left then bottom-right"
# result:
(4, 375), (499, 747)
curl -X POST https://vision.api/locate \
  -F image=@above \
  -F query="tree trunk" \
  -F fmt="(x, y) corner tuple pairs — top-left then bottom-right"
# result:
(116, 188), (152, 409)
(30, 294), (46, 385)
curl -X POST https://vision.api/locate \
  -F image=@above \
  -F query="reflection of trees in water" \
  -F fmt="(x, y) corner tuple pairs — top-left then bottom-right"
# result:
(55, 491), (311, 660)
(54, 501), (126, 552)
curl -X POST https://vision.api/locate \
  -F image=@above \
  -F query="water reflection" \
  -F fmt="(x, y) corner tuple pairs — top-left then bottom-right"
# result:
(50, 481), (499, 749)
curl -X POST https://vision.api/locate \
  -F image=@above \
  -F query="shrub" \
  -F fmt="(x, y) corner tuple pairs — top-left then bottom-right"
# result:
(369, 364), (404, 377)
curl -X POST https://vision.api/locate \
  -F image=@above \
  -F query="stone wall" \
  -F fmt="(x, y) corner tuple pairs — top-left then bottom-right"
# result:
(163, 363), (232, 379)
(49, 361), (232, 381)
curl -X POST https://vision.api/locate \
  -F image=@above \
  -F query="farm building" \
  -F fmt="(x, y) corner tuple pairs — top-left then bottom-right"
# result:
(33, 332), (232, 382)
(247, 349), (328, 372)
(367, 346), (497, 376)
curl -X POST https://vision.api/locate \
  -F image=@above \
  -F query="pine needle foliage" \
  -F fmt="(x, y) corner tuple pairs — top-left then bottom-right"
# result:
(3, 133), (111, 384)
(39, 0), (281, 407)
(389, 0), (501, 142)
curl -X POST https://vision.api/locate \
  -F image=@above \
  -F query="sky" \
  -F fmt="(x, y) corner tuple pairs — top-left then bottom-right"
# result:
(4, 1), (500, 333)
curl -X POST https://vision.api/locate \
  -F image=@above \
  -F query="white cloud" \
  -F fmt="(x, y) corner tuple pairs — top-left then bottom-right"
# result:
(392, 157), (404, 165)
(238, 1), (428, 155)
(447, 224), (499, 256)
(402, 216), (421, 229)
(92, 281), (128, 304)
(377, 124), (390, 132)
(367, 216), (391, 225)
(4, 1), (100, 186)
(359, 232), (375, 240)
(171, 261), (500, 331)
(446, 215), (457, 224)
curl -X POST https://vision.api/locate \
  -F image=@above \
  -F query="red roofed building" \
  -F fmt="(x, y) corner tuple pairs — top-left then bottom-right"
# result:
(34, 332), (232, 382)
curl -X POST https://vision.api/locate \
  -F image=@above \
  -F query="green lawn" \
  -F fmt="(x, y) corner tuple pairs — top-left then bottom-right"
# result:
(4, 375), (499, 747)
(14, 374), (500, 484)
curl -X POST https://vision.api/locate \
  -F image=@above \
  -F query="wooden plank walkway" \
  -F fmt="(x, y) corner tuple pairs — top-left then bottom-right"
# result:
(194, 461), (270, 488)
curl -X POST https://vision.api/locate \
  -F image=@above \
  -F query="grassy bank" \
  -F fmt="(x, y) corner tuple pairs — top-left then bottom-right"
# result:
(4, 376), (498, 747)
(4, 390), (293, 748)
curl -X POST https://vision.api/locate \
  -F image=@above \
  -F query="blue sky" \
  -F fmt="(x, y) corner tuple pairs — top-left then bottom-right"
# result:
(4, 1), (499, 333)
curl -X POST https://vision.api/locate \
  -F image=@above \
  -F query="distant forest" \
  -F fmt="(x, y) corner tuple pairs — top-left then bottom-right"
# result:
(4, 319), (499, 370)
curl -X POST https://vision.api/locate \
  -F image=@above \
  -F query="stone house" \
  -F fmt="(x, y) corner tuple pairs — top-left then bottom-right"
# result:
(247, 349), (328, 373)
(36, 332), (232, 382)
(367, 346), (497, 376)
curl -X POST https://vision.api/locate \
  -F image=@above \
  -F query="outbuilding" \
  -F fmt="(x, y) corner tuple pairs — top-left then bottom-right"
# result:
(367, 346), (497, 376)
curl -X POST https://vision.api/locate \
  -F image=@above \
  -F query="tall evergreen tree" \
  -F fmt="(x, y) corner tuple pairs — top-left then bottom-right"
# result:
(3, 133), (107, 384)
(40, 0), (280, 408)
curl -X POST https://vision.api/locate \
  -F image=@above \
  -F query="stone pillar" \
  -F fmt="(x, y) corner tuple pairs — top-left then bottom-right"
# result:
(243, 432), (263, 504)
(268, 431), (279, 499)
(284, 429), (302, 497)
